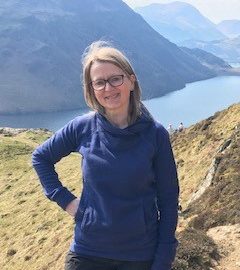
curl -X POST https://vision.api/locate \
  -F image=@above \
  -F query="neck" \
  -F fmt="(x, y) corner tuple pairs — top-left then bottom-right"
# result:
(105, 109), (129, 129)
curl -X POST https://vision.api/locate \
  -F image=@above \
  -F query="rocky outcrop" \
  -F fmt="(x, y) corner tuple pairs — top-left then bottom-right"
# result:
(185, 131), (236, 208)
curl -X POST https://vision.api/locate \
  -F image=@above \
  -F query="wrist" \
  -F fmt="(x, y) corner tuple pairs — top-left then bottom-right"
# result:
(65, 198), (80, 217)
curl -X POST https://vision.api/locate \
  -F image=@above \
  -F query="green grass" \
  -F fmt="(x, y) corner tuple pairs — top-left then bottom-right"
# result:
(0, 130), (82, 270)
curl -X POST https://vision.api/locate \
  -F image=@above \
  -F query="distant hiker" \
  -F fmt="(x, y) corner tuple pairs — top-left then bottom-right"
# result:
(32, 41), (179, 270)
(178, 122), (184, 132)
(167, 124), (174, 135)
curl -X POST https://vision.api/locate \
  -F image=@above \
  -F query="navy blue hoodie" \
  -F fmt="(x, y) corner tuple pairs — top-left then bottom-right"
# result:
(32, 111), (179, 270)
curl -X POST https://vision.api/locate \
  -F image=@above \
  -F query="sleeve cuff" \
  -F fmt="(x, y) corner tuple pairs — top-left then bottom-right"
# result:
(53, 187), (77, 210)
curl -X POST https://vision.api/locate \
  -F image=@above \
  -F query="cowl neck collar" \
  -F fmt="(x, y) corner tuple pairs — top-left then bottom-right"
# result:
(96, 112), (153, 136)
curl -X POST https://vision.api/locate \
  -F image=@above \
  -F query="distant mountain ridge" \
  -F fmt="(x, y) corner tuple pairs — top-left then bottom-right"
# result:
(180, 47), (231, 70)
(180, 36), (240, 63)
(135, 1), (226, 43)
(135, 2), (240, 64)
(0, 0), (218, 114)
(217, 20), (240, 38)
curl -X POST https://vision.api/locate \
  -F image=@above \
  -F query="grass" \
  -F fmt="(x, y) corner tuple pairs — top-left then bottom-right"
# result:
(0, 130), (82, 270)
(172, 103), (240, 209)
(186, 127), (240, 230)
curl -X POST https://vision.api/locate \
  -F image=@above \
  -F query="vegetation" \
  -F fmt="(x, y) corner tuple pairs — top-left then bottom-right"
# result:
(171, 103), (240, 269)
(172, 103), (240, 209)
(0, 129), (82, 270)
(186, 126), (240, 230)
(173, 228), (220, 270)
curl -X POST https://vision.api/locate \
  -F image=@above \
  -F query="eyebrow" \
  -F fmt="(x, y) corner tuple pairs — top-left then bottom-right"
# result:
(92, 74), (123, 81)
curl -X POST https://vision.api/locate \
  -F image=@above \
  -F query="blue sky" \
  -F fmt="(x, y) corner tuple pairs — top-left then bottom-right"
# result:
(123, 0), (240, 23)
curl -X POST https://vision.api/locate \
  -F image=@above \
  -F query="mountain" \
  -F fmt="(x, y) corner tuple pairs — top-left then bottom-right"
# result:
(135, 2), (240, 65)
(180, 47), (231, 70)
(0, 0), (218, 114)
(180, 36), (240, 63)
(135, 2), (226, 43)
(1, 103), (239, 269)
(217, 20), (240, 38)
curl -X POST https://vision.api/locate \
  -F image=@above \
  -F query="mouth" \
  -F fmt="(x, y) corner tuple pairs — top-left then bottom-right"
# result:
(105, 93), (120, 100)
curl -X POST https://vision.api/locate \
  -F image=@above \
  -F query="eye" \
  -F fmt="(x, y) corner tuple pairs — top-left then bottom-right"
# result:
(93, 80), (105, 87)
(109, 75), (122, 85)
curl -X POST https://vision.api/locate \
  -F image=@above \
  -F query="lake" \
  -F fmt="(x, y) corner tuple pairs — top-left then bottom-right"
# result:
(0, 75), (239, 131)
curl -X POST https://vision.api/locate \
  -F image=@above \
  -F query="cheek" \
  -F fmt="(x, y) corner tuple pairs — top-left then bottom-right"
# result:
(123, 85), (132, 98)
(94, 92), (104, 103)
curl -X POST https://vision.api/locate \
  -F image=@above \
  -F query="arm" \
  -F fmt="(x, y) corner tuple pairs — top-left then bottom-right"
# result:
(151, 126), (179, 270)
(32, 118), (81, 211)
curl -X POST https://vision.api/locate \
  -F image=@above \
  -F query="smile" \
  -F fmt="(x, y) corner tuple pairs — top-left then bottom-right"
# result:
(105, 93), (120, 100)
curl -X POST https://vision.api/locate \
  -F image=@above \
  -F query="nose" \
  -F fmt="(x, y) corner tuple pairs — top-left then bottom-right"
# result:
(104, 81), (114, 92)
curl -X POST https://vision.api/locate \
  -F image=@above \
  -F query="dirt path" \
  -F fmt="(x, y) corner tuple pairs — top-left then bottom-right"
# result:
(207, 224), (240, 270)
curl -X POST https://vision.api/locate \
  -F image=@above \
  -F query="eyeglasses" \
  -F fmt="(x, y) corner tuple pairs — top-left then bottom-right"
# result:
(90, 75), (125, 91)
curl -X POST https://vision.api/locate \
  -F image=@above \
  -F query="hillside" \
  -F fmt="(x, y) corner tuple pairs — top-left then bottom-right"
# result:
(172, 103), (240, 269)
(0, 103), (240, 269)
(135, 2), (225, 43)
(0, 0), (217, 114)
(171, 103), (240, 209)
(180, 47), (231, 70)
(0, 128), (82, 270)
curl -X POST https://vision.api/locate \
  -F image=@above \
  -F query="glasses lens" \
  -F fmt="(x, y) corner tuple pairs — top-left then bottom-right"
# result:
(92, 80), (105, 91)
(91, 75), (124, 90)
(109, 75), (123, 87)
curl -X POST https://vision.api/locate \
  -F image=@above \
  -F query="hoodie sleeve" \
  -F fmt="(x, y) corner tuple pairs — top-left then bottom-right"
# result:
(32, 118), (82, 210)
(151, 125), (179, 270)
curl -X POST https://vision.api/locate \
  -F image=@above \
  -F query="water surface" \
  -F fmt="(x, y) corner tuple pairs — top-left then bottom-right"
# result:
(0, 75), (239, 131)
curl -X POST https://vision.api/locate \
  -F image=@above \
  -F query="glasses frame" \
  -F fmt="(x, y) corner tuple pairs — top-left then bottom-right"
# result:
(90, 74), (125, 91)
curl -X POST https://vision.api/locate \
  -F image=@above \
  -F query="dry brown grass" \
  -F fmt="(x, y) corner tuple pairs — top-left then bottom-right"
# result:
(186, 127), (240, 230)
(172, 103), (240, 209)
(173, 227), (220, 270)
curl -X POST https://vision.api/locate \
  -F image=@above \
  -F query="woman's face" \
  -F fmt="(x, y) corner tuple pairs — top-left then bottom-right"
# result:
(90, 61), (135, 116)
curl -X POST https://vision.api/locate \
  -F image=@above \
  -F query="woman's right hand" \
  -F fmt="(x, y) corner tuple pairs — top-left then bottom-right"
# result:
(65, 198), (80, 217)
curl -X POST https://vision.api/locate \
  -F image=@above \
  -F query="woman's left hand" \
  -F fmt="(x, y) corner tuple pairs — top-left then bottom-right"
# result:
(65, 198), (80, 217)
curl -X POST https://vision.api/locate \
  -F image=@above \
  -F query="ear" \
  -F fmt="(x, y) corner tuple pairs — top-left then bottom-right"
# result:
(129, 74), (136, 84)
(129, 74), (136, 91)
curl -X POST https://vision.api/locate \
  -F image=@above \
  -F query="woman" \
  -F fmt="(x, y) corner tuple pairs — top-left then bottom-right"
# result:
(32, 41), (179, 270)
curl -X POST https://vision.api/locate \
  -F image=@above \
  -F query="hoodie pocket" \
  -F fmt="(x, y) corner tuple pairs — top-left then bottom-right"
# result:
(142, 198), (158, 233)
(74, 191), (88, 225)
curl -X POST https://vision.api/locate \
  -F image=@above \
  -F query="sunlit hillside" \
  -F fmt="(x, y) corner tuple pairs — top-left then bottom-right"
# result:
(172, 103), (240, 269)
(0, 128), (82, 270)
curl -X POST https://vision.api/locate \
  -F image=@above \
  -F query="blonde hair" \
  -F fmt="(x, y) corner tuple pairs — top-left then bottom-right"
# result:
(82, 41), (142, 125)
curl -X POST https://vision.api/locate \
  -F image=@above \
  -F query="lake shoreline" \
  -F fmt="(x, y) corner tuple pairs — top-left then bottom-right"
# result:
(0, 71), (239, 117)
(1, 75), (240, 131)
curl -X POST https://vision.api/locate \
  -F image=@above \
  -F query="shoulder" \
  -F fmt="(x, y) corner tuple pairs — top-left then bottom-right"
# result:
(65, 111), (96, 131)
(152, 120), (169, 138)
(70, 111), (96, 125)
(149, 120), (171, 152)
(55, 111), (96, 142)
